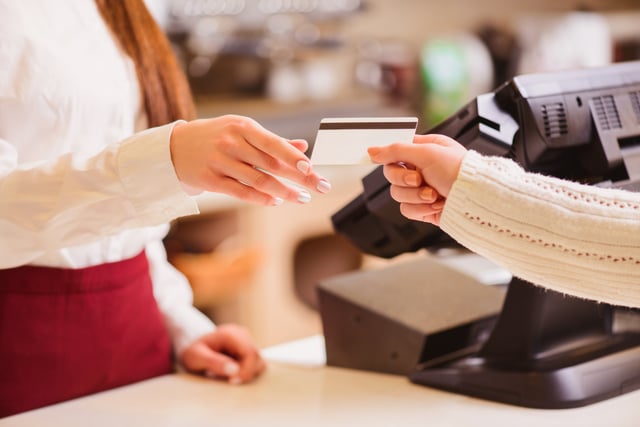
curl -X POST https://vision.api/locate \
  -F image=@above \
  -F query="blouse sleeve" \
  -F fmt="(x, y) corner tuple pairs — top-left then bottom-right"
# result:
(0, 121), (200, 268)
(145, 239), (216, 358)
(440, 150), (640, 308)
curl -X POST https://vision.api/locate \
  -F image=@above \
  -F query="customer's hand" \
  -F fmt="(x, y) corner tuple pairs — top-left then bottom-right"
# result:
(170, 115), (332, 206)
(180, 324), (266, 385)
(368, 134), (467, 225)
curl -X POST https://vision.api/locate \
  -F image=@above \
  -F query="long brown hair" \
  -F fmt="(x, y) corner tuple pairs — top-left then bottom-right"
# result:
(95, 0), (196, 127)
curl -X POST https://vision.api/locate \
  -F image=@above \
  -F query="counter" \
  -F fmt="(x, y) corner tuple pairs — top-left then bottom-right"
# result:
(1, 336), (638, 427)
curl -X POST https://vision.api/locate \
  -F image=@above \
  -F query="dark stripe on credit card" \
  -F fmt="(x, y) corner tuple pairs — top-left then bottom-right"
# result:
(319, 121), (417, 130)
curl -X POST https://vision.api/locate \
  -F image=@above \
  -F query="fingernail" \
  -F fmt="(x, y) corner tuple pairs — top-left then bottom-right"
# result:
(205, 370), (216, 379)
(271, 197), (284, 206)
(298, 189), (311, 203)
(404, 173), (419, 187)
(316, 179), (331, 193)
(229, 377), (243, 385)
(432, 200), (445, 210)
(296, 160), (311, 175)
(224, 362), (239, 377)
(419, 188), (435, 201)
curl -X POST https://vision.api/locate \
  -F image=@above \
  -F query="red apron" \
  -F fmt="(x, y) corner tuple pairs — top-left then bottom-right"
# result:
(0, 251), (173, 418)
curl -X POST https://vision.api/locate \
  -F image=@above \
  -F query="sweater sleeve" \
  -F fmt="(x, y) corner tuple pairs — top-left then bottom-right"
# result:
(440, 150), (640, 308)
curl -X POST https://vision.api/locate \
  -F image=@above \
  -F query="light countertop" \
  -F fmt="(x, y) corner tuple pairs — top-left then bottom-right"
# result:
(2, 335), (638, 427)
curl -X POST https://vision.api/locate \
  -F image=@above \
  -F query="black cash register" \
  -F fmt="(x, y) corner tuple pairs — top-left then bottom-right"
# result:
(321, 61), (640, 409)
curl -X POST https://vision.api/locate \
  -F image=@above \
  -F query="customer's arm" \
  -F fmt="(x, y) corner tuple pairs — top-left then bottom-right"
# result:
(369, 135), (640, 308)
(441, 150), (640, 308)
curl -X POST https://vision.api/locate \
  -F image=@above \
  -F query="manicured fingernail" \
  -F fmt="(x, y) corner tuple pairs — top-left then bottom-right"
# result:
(229, 377), (243, 385)
(272, 197), (284, 206)
(317, 179), (331, 193)
(224, 362), (239, 377)
(298, 189), (311, 203)
(419, 188), (435, 201)
(404, 173), (419, 187)
(297, 160), (311, 175)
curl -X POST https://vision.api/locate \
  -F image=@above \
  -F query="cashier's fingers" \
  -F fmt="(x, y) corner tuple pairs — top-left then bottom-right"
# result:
(233, 347), (265, 384)
(239, 120), (331, 194)
(202, 325), (265, 384)
(170, 116), (331, 206)
(213, 160), (314, 206)
(179, 325), (266, 385)
(212, 135), (330, 203)
(180, 340), (241, 381)
(288, 138), (309, 153)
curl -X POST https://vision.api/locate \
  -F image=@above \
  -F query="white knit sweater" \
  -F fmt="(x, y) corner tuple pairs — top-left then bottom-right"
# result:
(440, 150), (640, 308)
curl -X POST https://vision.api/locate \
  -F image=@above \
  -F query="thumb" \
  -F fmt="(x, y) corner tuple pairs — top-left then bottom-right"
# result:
(368, 143), (430, 165)
(413, 133), (458, 146)
(368, 134), (458, 164)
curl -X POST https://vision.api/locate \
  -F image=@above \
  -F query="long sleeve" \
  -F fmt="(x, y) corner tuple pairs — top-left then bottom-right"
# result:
(0, 0), (202, 269)
(0, 0), (209, 356)
(146, 239), (216, 357)
(0, 122), (199, 268)
(440, 150), (640, 308)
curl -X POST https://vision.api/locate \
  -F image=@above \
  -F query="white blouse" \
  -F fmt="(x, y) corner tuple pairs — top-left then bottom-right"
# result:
(0, 0), (214, 355)
(441, 150), (640, 308)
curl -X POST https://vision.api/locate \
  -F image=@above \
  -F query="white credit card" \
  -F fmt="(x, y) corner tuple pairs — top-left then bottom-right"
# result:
(309, 117), (418, 165)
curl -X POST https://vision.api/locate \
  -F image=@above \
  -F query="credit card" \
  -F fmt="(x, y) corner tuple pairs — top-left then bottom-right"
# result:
(309, 117), (418, 165)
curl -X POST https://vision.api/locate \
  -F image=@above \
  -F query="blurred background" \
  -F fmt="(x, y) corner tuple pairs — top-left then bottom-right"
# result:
(152, 0), (640, 347)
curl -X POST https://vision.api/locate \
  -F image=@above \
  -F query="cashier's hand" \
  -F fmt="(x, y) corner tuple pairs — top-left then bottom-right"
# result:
(170, 115), (332, 206)
(180, 324), (266, 385)
(368, 134), (467, 226)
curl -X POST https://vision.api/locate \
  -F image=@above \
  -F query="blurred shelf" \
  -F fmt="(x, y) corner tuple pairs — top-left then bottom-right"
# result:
(195, 91), (416, 141)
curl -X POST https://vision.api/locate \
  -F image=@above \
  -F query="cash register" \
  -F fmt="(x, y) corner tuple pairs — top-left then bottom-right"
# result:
(320, 61), (640, 409)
